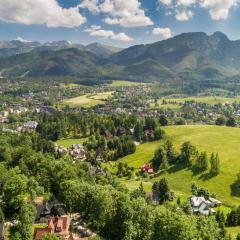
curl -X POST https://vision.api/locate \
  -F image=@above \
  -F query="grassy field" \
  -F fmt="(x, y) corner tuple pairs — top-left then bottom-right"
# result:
(151, 96), (240, 110)
(61, 91), (114, 107)
(60, 83), (81, 89)
(115, 125), (240, 206)
(55, 137), (88, 147)
(108, 80), (146, 87)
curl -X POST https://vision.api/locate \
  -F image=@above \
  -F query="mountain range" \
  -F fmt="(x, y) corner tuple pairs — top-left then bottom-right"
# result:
(1, 32), (240, 82)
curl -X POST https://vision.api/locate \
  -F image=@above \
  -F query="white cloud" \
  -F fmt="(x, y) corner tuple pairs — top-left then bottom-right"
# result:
(175, 10), (193, 20)
(15, 37), (31, 42)
(80, 0), (153, 27)
(0, 0), (86, 28)
(84, 25), (134, 42)
(177, 0), (196, 6)
(158, 0), (172, 5)
(104, 17), (120, 25)
(152, 27), (173, 39)
(78, 0), (100, 14)
(200, 0), (238, 20)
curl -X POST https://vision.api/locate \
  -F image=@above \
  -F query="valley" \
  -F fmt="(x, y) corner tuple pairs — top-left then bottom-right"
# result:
(2, 32), (240, 240)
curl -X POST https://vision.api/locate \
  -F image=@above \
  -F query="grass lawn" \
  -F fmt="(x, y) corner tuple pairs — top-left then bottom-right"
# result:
(115, 125), (240, 206)
(151, 96), (240, 110)
(55, 137), (88, 147)
(61, 91), (114, 108)
(109, 80), (146, 87)
(60, 83), (81, 89)
(165, 96), (240, 105)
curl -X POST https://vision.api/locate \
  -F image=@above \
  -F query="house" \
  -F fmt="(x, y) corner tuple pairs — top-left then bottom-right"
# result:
(35, 202), (53, 223)
(190, 196), (218, 215)
(22, 121), (38, 131)
(144, 130), (154, 138)
(34, 216), (70, 240)
(141, 163), (154, 174)
(0, 116), (8, 123)
(208, 197), (222, 207)
(70, 144), (86, 160)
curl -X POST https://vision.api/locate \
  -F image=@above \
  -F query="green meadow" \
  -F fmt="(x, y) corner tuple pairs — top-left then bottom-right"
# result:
(115, 125), (240, 206)
(108, 80), (146, 87)
(151, 96), (240, 110)
(55, 137), (88, 147)
(61, 91), (114, 108)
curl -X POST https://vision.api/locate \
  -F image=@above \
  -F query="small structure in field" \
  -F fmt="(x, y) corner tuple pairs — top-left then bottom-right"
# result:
(190, 196), (222, 215)
(141, 163), (154, 174)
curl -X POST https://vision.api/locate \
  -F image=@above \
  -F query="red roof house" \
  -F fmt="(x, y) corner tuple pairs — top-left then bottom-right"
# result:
(141, 163), (154, 174)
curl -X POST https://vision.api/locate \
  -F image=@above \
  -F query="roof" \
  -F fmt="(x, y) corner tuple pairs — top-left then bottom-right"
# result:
(190, 196), (206, 207)
(47, 216), (69, 235)
(209, 197), (222, 204)
(34, 228), (52, 240)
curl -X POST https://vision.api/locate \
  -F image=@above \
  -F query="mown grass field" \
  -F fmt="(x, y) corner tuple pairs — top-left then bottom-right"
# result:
(151, 96), (240, 110)
(55, 137), (88, 147)
(115, 125), (240, 206)
(108, 80), (146, 87)
(61, 91), (114, 107)
(166, 96), (240, 104)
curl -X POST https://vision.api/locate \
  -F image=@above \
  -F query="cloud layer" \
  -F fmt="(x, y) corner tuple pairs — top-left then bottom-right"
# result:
(79, 0), (153, 27)
(84, 25), (133, 42)
(0, 0), (86, 28)
(152, 27), (173, 39)
(158, 0), (239, 21)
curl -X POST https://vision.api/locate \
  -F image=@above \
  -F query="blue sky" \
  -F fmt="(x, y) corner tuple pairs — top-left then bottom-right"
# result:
(0, 0), (239, 47)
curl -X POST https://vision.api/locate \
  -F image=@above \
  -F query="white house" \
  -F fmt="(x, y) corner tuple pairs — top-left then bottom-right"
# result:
(190, 196), (219, 215)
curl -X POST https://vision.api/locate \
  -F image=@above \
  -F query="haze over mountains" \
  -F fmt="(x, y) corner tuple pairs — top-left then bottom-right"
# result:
(1, 32), (240, 82)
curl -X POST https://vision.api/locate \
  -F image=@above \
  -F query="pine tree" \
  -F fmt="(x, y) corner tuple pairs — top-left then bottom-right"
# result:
(160, 155), (169, 171)
(196, 152), (208, 172)
(158, 178), (171, 204)
(210, 153), (220, 175)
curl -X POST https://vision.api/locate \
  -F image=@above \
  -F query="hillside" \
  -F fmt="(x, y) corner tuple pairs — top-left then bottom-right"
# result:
(117, 125), (240, 206)
(1, 32), (240, 82)
(0, 48), (106, 77)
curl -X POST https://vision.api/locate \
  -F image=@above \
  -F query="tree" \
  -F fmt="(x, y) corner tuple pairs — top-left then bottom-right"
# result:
(195, 152), (208, 172)
(236, 233), (240, 240)
(226, 117), (237, 127)
(9, 202), (36, 240)
(160, 156), (169, 171)
(130, 182), (145, 199)
(152, 147), (167, 170)
(154, 128), (165, 140)
(180, 142), (198, 166)
(153, 178), (171, 204)
(163, 140), (177, 164)
(159, 115), (168, 126)
(145, 117), (156, 130)
(216, 116), (227, 126)
(3, 172), (28, 217)
(18, 202), (36, 240)
(133, 122), (143, 141)
(42, 234), (60, 240)
(210, 153), (220, 176)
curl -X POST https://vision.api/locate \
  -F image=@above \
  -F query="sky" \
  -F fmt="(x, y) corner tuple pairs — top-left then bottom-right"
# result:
(0, 0), (240, 47)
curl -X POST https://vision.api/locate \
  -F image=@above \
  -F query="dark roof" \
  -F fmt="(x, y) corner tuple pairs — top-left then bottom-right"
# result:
(35, 202), (54, 220)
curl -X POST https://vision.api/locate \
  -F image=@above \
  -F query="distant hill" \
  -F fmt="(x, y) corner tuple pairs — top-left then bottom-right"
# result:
(84, 43), (122, 57)
(0, 48), (106, 77)
(0, 39), (122, 59)
(109, 31), (240, 81)
(1, 32), (240, 82)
